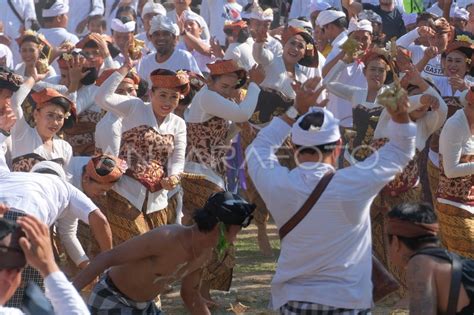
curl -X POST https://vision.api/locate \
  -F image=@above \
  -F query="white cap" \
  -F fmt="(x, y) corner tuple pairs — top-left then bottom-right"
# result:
(149, 15), (180, 36)
(0, 45), (9, 58)
(402, 13), (417, 26)
(111, 18), (136, 33)
(43, 0), (69, 18)
(291, 107), (341, 146)
(181, 10), (206, 28)
(316, 10), (346, 27)
(248, 7), (274, 21)
(450, 6), (470, 21)
(141, 0), (166, 19)
(288, 18), (313, 30)
(310, 0), (331, 13)
(348, 18), (373, 34)
(31, 161), (68, 182)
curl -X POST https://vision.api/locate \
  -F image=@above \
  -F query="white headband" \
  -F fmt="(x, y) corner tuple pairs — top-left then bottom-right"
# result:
(111, 18), (136, 33)
(451, 7), (470, 21)
(316, 10), (346, 27)
(43, 1), (69, 18)
(141, 0), (166, 19)
(181, 11), (206, 28)
(288, 18), (313, 30)
(149, 15), (179, 36)
(248, 8), (274, 21)
(311, 0), (331, 13)
(291, 107), (341, 146)
(348, 18), (373, 34)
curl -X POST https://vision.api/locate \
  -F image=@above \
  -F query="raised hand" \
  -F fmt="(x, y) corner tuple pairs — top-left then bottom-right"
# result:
(90, 33), (110, 58)
(386, 93), (410, 124)
(292, 77), (325, 114)
(449, 75), (468, 92)
(0, 105), (17, 133)
(420, 94), (440, 111)
(210, 36), (224, 58)
(17, 215), (60, 278)
(424, 46), (438, 60)
(248, 64), (265, 85)
(418, 26), (435, 38)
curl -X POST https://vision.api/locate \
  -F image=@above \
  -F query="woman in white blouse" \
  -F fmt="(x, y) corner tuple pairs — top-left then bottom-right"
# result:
(181, 59), (261, 299)
(14, 30), (56, 79)
(10, 75), (75, 173)
(426, 37), (474, 204)
(94, 60), (189, 246)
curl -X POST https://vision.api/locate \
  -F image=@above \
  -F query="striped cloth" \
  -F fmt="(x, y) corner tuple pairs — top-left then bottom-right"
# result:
(280, 301), (372, 315)
(88, 273), (162, 315)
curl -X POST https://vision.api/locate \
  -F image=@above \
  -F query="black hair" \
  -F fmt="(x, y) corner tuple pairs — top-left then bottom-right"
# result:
(327, 16), (347, 30)
(406, 78), (442, 96)
(33, 168), (60, 176)
(136, 76), (148, 99)
(236, 27), (250, 43)
(150, 69), (189, 94)
(116, 6), (137, 22)
(88, 14), (107, 30)
(387, 202), (440, 251)
(84, 40), (99, 49)
(193, 208), (219, 232)
(416, 12), (436, 25)
(293, 112), (339, 155)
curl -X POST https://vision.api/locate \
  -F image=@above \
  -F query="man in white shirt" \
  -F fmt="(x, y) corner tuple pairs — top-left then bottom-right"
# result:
(111, 17), (136, 66)
(246, 3), (283, 57)
(0, 209), (90, 315)
(65, 0), (104, 36)
(167, 0), (211, 41)
(39, 1), (79, 47)
(322, 19), (373, 128)
(135, 1), (167, 54)
(317, 10), (348, 65)
(137, 15), (201, 85)
(246, 85), (416, 312)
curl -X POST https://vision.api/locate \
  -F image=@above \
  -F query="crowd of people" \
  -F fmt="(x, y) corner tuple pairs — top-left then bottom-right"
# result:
(0, 0), (474, 314)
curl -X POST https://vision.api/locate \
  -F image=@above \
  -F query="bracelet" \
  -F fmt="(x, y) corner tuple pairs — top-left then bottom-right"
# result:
(0, 128), (11, 137)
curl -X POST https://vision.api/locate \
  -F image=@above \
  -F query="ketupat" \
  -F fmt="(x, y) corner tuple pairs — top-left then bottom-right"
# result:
(129, 38), (145, 60)
(377, 85), (407, 111)
(340, 37), (361, 56)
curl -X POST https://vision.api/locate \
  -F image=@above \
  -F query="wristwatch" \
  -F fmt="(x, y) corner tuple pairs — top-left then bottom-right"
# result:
(0, 128), (10, 137)
(285, 106), (300, 120)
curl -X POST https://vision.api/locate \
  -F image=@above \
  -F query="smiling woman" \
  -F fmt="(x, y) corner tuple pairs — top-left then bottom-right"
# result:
(9, 80), (76, 172)
(93, 62), (189, 247)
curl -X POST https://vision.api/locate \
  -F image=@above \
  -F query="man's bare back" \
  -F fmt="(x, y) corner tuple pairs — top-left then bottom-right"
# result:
(108, 225), (212, 301)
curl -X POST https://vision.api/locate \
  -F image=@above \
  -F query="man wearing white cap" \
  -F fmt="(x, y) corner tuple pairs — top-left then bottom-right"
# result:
(0, 156), (113, 307)
(65, 0), (104, 36)
(111, 17), (137, 66)
(309, 0), (332, 29)
(246, 82), (416, 313)
(39, 0), (79, 48)
(450, 6), (470, 32)
(168, 0), (211, 41)
(177, 10), (215, 74)
(247, 4), (283, 57)
(137, 15), (201, 85)
(135, 0), (167, 54)
(343, 0), (406, 42)
(0, 44), (14, 69)
(316, 9), (348, 64)
(322, 19), (372, 128)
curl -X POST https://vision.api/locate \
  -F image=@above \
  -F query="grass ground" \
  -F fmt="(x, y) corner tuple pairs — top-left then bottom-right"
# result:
(161, 224), (409, 314)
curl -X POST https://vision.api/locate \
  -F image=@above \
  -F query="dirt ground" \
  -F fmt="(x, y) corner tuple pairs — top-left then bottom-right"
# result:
(161, 224), (409, 315)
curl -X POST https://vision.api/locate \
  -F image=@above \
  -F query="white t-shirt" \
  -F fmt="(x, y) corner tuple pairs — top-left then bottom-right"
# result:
(224, 38), (256, 71)
(176, 40), (215, 74)
(167, 8), (211, 41)
(137, 48), (202, 85)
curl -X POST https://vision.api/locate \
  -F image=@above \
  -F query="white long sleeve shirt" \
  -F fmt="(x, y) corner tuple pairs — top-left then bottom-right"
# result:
(0, 271), (89, 315)
(185, 83), (260, 124)
(246, 116), (416, 310)
(439, 109), (474, 212)
(224, 38), (256, 71)
(0, 170), (97, 265)
(94, 71), (186, 212)
(374, 86), (448, 150)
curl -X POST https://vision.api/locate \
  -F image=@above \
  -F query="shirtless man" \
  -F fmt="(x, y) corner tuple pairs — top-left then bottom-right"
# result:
(386, 202), (474, 315)
(73, 192), (255, 314)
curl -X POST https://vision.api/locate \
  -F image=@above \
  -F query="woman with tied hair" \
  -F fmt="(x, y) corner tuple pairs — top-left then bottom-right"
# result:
(426, 36), (474, 207)
(181, 58), (262, 300)
(10, 68), (76, 172)
(14, 30), (56, 79)
(94, 55), (189, 246)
